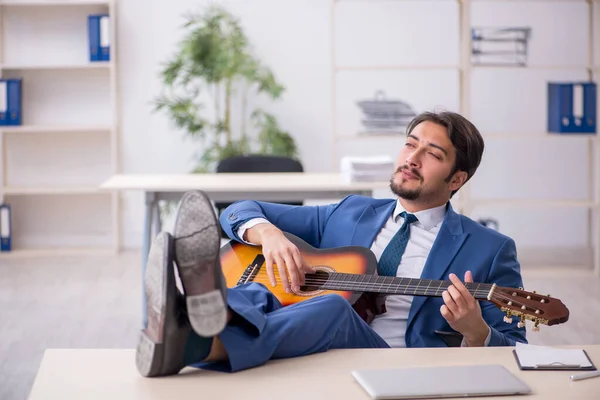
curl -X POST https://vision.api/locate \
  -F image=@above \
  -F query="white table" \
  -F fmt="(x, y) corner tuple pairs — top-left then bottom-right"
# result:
(100, 173), (390, 324)
(28, 346), (600, 399)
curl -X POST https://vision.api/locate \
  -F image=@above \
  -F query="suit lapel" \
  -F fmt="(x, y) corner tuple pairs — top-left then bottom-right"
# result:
(350, 201), (396, 247)
(406, 203), (469, 331)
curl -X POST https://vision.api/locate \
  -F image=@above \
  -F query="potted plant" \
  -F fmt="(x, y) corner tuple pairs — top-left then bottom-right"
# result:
(153, 4), (300, 173)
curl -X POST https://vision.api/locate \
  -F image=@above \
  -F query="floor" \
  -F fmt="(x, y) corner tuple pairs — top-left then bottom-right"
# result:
(1, 251), (599, 400)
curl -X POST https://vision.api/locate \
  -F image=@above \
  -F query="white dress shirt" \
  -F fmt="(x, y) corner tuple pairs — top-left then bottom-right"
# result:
(367, 200), (446, 347)
(236, 199), (491, 347)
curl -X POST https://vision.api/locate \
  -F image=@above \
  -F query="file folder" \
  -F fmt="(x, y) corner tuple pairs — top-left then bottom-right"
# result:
(0, 203), (11, 252)
(0, 79), (22, 126)
(548, 82), (596, 134)
(88, 14), (110, 62)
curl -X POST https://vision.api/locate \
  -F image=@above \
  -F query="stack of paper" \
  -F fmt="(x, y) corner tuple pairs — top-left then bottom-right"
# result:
(514, 342), (593, 368)
(340, 156), (394, 183)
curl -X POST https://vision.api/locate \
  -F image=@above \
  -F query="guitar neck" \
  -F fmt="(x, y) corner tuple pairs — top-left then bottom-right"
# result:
(313, 273), (495, 300)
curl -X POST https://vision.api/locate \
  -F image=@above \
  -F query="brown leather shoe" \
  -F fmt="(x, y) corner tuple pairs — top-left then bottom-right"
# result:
(172, 190), (228, 338)
(136, 232), (190, 377)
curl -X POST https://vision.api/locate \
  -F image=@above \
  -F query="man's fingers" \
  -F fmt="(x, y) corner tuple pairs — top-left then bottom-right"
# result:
(447, 284), (468, 311)
(300, 254), (316, 274)
(442, 290), (458, 314)
(266, 256), (276, 287)
(283, 252), (302, 290)
(449, 273), (473, 302)
(290, 250), (308, 286)
(274, 254), (291, 293)
(440, 305), (454, 322)
(464, 270), (473, 283)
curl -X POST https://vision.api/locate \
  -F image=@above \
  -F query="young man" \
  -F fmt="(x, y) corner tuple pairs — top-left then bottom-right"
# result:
(135, 111), (527, 377)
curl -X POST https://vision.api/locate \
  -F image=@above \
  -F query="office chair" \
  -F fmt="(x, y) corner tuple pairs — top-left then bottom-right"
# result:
(214, 154), (305, 236)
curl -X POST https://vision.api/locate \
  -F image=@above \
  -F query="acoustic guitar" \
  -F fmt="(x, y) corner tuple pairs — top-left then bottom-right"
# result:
(219, 233), (570, 330)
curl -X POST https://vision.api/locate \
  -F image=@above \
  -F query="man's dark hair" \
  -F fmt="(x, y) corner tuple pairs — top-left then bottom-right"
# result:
(405, 111), (485, 197)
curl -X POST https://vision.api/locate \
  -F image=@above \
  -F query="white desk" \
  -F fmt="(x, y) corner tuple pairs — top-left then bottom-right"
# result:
(28, 346), (600, 399)
(100, 173), (390, 324)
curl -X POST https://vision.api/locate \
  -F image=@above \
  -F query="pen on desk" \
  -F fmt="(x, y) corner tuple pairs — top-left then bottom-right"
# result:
(570, 371), (600, 381)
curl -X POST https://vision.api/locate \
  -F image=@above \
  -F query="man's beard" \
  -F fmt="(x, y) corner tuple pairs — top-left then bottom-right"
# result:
(389, 167), (422, 200)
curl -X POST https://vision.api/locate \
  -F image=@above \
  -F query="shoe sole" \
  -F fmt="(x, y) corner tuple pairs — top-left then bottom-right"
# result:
(173, 190), (227, 338)
(136, 232), (187, 377)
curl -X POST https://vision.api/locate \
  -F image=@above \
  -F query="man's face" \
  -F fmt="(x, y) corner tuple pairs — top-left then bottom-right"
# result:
(390, 121), (466, 204)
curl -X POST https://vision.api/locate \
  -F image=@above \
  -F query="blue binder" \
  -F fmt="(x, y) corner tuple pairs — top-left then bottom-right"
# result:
(0, 79), (22, 126)
(548, 82), (596, 134)
(0, 203), (11, 252)
(88, 14), (110, 62)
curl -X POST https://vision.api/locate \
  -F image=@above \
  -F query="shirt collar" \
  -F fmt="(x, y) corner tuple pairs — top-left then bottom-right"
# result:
(392, 199), (447, 231)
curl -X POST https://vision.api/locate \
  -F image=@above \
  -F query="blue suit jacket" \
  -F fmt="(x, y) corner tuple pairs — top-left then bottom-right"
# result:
(220, 195), (527, 348)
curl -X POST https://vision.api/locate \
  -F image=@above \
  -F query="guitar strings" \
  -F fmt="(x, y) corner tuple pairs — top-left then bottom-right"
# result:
(248, 276), (540, 316)
(245, 272), (495, 294)
(249, 275), (494, 297)
(246, 275), (534, 311)
(245, 271), (495, 290)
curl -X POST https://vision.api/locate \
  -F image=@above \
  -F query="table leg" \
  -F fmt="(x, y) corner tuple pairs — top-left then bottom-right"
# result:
(152, 200), (162, 237)
(141, 192), (157, 328)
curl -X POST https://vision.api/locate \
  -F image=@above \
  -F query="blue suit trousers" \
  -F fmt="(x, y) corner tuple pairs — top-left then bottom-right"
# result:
(189, 283), (390, 372)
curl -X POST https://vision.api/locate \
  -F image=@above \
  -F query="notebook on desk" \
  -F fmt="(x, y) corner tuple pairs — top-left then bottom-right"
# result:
(351, 364), (532, 399)
(513, 342), (597, 371)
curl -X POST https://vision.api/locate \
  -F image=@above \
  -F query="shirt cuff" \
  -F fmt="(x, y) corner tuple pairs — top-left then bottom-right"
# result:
(237, 218), (270, 245)
(461, 325), (492, 347)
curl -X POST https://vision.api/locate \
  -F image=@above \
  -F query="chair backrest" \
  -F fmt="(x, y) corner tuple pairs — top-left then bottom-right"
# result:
(214, 155), (305, 236)
(216, 154), (304, 174)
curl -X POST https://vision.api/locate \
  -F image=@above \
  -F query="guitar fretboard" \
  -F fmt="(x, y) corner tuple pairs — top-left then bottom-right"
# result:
(307, 273), (495, 300)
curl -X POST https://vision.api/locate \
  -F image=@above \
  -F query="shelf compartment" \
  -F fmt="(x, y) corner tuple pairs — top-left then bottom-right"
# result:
(335, 69), (460, 140)
(1, 62), (112, 71)
(471, 0), (589, 68)
(1, 192), (113, 250)
(333, 0), (459, 68)
(3, 130), (112, 187)
(0, 1), (111, 6)
(2, 186), (102, 195)
(0, 68), (111, 126)
(470, 68), (590, 134)
(0, 247), (114, 258)
(468, 203), (592, 252)
(0, 125), (111, 133)
(470, 199), (597, 208)
(1, 2), (111, 66)
(469, 138), (593, 202)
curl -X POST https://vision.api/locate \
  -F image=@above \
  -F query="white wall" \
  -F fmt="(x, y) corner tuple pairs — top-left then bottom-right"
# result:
(113, 0), (597, 264)
(118, 0), (336, 248)
(0, 0), (593, 264)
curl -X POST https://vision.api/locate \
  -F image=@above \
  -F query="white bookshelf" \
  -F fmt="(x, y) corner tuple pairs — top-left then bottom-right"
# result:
(330, 0), (600, 275)
(0, 0), (120, 255)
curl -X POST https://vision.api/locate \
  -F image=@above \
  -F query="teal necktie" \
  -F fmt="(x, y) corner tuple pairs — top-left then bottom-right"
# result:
(378, 211), (418, 276)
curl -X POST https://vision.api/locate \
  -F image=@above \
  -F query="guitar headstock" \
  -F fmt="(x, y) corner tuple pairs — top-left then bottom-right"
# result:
(488, 285), (569, 331)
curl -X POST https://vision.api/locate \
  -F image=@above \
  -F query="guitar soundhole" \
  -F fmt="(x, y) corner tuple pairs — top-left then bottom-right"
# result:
(293, 266), (334, 297)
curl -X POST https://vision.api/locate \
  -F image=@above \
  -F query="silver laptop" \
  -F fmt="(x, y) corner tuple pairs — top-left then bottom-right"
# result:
(351, 364), (532, 399)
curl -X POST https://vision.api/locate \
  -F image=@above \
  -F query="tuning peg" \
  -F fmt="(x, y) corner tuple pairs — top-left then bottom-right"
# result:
(532, 319), (541, 332)
(503, 310), (513, 323)
(517, 315), (526, 328)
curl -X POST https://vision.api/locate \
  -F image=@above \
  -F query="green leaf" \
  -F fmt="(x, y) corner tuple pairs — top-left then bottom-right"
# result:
(152, 3), (299, 173)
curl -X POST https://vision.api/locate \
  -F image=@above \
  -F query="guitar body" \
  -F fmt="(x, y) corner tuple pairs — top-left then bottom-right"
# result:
(219, 233), (570, 328)
(219, 233), (378, 306)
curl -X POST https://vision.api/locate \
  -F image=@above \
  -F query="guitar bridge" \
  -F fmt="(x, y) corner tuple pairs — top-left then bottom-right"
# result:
(237, 255), (265, 285)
